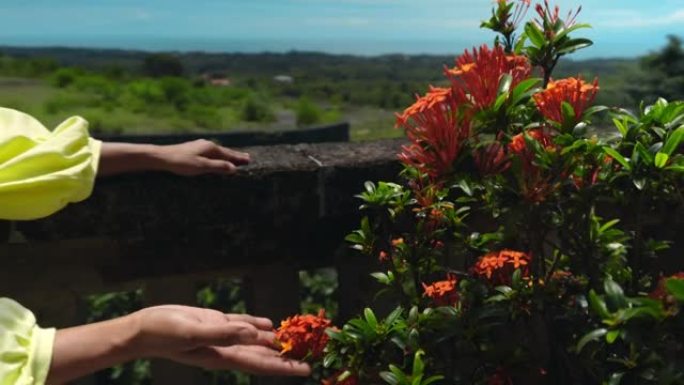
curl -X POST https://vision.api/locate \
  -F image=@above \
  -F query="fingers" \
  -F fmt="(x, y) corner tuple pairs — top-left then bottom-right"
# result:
(189, 320), (264, 347)
(225, 314), (273, 330)
(200, 141), (251, 165)
(197, 157), (237, 175)
(172, 345), (312, 376)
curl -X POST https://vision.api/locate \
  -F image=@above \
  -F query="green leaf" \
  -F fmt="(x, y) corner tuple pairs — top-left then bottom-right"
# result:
(508, 78), (541, 109)
(497, 73), (513, 95)
(412, 350), (425, 377)
(524, 22), (545, 47)
(661, 125), (684, 156)
(665, 278), (684, 301)
(380, 372), (399, 385)
(371, 272), (392, 285)
(494, 92), (508, 111)
(422, 375), (445, 385)
(583, 105), (608, 118)
(603, 147), (631, 171)
(557, 38), (593, 54)
(655, 152), (669, 168)
(606, 329), (620, 344)
(552, 23), (592, 43)
(323, 353), (338, 368)
(633, 142), (654, 165)
(577, 328), (607, 352)
(604, 279), (628, 310)
(588, 290), (611, 319)
(607, 372), (625, 385)
(364, 308), (378, 329)
(561, 101), (576, 125)
(385, 306), (404, 326)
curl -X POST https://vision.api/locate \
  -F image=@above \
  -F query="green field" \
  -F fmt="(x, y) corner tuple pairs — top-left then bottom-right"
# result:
(0, 36), (682, 141)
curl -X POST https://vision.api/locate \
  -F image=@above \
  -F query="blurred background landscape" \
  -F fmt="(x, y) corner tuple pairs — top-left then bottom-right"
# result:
(0, 0), (682, 141)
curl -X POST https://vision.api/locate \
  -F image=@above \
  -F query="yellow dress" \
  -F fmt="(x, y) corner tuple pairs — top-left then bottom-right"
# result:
(1, 107), (101, 384)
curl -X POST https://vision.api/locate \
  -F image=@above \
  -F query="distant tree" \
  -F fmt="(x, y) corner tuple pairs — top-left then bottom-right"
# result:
(142, 54), (184, 78)
(51, 67), (80, 88)
(643, 35), (684, 77)
(629, 35), (684, 103)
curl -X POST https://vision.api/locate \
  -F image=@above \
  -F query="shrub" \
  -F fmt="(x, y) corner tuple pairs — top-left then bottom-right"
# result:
(241, 93), (274, 122)
(296, 97), (322, 127)
(276, 2), (684, 385)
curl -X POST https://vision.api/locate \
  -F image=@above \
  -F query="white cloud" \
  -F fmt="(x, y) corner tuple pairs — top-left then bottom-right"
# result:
(596, 8), (684, 28)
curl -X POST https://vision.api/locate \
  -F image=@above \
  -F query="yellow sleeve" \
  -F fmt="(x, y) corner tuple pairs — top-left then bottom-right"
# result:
(0, 107), (101, 220)
(0, 298), (55, 385)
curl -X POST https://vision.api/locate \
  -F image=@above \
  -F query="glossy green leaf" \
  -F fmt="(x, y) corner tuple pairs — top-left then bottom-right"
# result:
(665, 278), (684, 301)
(524, 22), (546, 47)
(602, 147), (631, 171)
(662, 125), (684, 156)
(577, 328), (607, 352)
(655, 152), (669, 168)
(588, 290), (611, 319)
(364, 307), (378, 329)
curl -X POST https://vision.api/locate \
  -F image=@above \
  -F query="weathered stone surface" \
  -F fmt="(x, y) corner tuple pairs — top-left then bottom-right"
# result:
(6, 139), (405, 287)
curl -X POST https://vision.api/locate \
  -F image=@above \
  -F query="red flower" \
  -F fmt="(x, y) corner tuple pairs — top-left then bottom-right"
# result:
(422, 275), (459, 306)
(650, 272), (684, 302)
(472, 250), (532, 286)
(533, 76), (599, 126)
(474, 142), (511, 176)
(508, 128), (557, 202)
(446, 44), (531, 111)
(276, 309), (332, 360)
(397, 86), (471, 179)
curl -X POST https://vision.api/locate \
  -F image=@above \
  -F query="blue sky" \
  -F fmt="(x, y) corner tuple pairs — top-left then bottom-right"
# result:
(0, 0), (682, 58)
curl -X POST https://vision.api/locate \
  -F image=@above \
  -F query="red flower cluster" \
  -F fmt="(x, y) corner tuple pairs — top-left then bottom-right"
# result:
(397, 86), (471, 179)
(276, 309), (332, 360)
(422, 275), (459, 306)
(533, 76), (599, 126)
(650, 272), (684, 302)
(471, 250), (531, 285)
(446, 44), (531, 111)
(508, 128), (557, 202)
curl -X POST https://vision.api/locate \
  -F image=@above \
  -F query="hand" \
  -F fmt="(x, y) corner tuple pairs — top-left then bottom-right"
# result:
(155, 139), (251, 176)
(48, 306), (309, 385)
(99, 140), (250, 177)
(132, 306), (311, 376)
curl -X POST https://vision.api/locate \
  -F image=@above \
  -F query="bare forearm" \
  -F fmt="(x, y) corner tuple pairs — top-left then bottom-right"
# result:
(47, 315), (140, 385)
(98, 142), (167, 176)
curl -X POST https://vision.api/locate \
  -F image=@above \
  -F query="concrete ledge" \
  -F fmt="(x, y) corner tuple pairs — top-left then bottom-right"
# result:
(6, 139), (405, 286)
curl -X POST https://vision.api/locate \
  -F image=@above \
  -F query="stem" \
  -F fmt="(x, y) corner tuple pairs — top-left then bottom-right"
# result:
(542, 55), (561, 88)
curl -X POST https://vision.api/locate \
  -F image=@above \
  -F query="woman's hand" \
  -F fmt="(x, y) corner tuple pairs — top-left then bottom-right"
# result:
(154, 139), (250, 176)
(132, 305), (310, 375)
(48, 306), (309, 385)
(98, 139), (250, 176)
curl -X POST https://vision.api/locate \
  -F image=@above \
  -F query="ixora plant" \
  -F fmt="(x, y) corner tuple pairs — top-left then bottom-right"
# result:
(276, 1), (684, 384)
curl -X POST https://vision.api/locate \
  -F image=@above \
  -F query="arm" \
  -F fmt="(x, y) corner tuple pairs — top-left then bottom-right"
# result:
(98, 139), (250, 177)
(47, 306), (310, 385)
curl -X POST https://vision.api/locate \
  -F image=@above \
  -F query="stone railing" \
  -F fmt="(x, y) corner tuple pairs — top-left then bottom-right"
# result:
(0, 139), (403, 385)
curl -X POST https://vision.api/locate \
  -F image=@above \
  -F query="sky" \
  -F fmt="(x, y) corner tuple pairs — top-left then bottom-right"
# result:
(0, 0), (682, 59)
